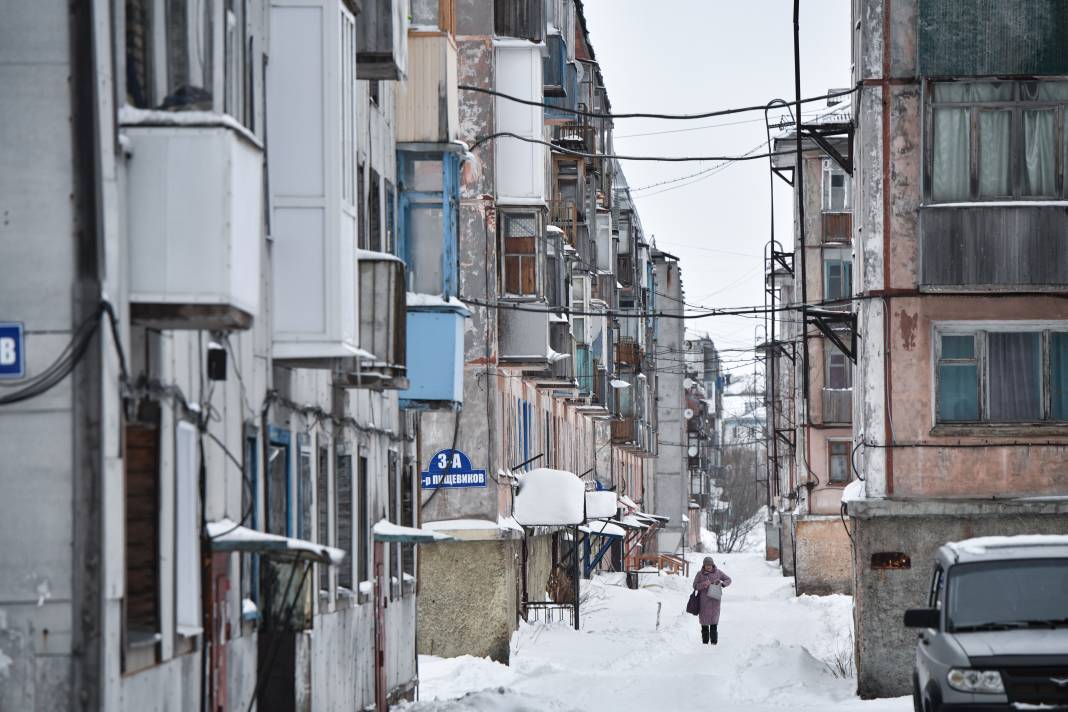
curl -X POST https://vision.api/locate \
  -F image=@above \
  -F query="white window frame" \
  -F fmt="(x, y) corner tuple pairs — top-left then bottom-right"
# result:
(822, 159), (852, 212)
(175, 420), (202, 637)
(933, 320), (1068, 425)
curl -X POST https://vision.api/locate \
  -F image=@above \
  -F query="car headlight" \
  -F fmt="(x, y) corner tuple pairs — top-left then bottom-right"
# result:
(946, 668), (1004, 694)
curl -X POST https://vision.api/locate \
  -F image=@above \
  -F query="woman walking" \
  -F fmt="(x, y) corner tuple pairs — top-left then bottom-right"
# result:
(693, 556), (732, 645)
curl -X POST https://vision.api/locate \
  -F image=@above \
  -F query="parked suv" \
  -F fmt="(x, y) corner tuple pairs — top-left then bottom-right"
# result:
(904, 535), (1068, 711)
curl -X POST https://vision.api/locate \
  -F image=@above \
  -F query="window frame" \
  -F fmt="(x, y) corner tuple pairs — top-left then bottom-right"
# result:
(825, 346), (853, 390)
(499, 209), (544, 299)
(924, 78), (1068, 204)
(397, 149), (460, 297)
(822, 248), (852, 302)
(822, 159), (852, 212)
(827, 439), (852, 484)
(933, 321), (1068, 426)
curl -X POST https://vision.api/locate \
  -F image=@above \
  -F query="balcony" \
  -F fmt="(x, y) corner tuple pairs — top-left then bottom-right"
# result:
(499, 307), (550, 366)
(611, 417), (636, 444)
(920, 204), (1068, 289)
(123, 118), (262, 330)
(399, 295), (469, 409)
(336, 251), (408, 389)
(494, 0), (544, 42)
(615, 340), (641, 368)
(268, 0), (361, 364)
(356, 0), (408, 80)
(822, 212), (852, 243)
(822, 388), (852, 425)
(495, 44), (546, 203)
(552, 123), (595, 155)
(396, 32), (458, 144)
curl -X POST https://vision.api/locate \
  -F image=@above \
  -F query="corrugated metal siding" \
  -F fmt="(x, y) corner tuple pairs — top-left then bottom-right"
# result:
(919, 0), (1068, 76)
(920, 205), (1068, 287)
(396, 33), (458, 143)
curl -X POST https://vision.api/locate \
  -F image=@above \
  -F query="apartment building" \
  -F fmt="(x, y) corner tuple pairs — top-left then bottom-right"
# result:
(766, 101), (856, 596)
(847, 0), (1068, 697)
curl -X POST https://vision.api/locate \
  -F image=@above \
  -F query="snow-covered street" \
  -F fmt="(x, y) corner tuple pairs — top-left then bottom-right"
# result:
(401, 546), (910, 712)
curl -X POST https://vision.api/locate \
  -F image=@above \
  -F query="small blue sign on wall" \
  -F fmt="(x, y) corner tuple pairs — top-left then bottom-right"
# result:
(420, 449), (486, 489)
(0, 323), (25, 379)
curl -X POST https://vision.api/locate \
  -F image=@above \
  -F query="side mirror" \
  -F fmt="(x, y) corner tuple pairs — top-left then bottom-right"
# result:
(904, 608), (940, 629)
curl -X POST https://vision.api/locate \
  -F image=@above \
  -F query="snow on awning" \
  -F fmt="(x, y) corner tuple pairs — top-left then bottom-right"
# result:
(585, 491), (618, 520)
(207, 519), (345, 566)
(513, 468), (586, 526)
(635, 511), (669, 524)
(620, 514), (652, 529)
(579, 521), (626, 538)
(372, 519), (453, 543)
(618, 495), (639, 511)
(609, 517), (645, 531)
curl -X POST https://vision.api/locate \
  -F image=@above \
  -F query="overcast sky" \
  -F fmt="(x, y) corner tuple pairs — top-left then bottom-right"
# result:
(582, 1), (851, 382)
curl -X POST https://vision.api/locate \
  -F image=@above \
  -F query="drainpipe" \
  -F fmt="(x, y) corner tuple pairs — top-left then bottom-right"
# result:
(881, 0), (895, 496)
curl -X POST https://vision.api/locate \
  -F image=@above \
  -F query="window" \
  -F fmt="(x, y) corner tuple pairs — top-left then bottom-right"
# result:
(388, 451), (400, 598)
(298, 435), (312, 540)
(928, 80), (1068, 202)
(826, 349), (852, 389)
(336, 451), (354, 591)
(357, 455), (369, 588)
(242, 430), (258, 607)
(501, 212), (540, 296)
(823, 252), (852, 301)
(399, 152), (460, 296)
(317, 442), (331, 595)
(124, 423), (161, 650)
(124, 0), (254, 128)
(368, 168), (382, 251)
(928, 565), (944, 610)
(385, 181), (396, 254)
(822, 160), (851, 211)
(357, 165), (367, 249)
(936, 326), (1068, 423)
(266, 428), (290, 536)
(401, 457), (416, 585)
(828, 441), (851, 483)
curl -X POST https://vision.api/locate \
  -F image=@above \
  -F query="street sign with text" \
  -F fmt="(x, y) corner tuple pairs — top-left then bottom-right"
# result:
(0, 323), (25, 379)
(420, 449), (486, 489)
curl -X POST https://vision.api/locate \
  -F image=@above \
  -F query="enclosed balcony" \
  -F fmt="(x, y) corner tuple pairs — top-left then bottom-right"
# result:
(920, 204), (1068, 289)
(500, 307), (550, 367)
(335, 251), (407, 389)
(615, 339), (641, 368)
(822, 212), (852, 243)
(398, 295), (469, 409)
(821, 388), (853, 425)
(123, 118), (262, 330)
(495, 43), (546, 203)
(396, 32), (458, 143)
(611, 417), (636, 444)
(356, 0), (408, 80)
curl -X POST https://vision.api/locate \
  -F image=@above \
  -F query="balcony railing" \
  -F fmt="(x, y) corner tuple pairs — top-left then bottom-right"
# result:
(548, 199), (579, 245)
(822, 388), (852, 424)
(552, 123), (596, 154)
(822, 211), (852, 243)
(920, 204), (1068, 289)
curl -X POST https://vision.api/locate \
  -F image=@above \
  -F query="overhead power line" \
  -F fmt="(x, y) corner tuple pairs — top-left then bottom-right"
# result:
(458, 84), (859, 121)
(468, 132), (793, 163)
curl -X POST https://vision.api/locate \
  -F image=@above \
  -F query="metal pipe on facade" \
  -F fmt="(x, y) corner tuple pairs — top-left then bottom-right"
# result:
(792, 0), (812, 498)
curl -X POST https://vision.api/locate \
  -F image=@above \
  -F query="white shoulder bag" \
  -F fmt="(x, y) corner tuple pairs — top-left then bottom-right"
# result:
(705, 583), (723, 600)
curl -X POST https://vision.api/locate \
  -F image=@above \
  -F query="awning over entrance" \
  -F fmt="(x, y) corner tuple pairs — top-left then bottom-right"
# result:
(585, 490), (618, 520)
(513, 468), (586, 526)
(580, 521), (626, 538)
(635, 511), (669, 525)
(206, 518), (345, 566)
(372, 519), (453, 543)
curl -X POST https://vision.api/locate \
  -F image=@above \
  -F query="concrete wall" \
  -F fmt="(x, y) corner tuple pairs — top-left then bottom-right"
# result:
(850, 501), (1068, 698)
(653, 256), (687, 552)
(794, 516), (853, 596)
(779, 513), (797, 577)
(417, 538), (519, 662)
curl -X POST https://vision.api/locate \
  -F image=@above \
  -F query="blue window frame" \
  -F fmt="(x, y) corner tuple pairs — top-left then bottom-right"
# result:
(824, 255), (853, 302)
(397, 149), (460, 297)
(266, 425), (292, 537)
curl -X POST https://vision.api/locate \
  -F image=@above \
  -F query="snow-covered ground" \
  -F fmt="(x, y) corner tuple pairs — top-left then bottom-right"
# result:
(400, 540), (910, 712)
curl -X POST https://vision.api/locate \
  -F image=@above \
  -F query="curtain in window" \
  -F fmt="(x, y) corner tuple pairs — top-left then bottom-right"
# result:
(1052, 333), (1068, 420)
(933, 108), (970, 201)
(979, 111), (1011, 197)
(988, 332), (1042, 421)
(1023, 110), (1057, 196)
(410, 206), (444, 294)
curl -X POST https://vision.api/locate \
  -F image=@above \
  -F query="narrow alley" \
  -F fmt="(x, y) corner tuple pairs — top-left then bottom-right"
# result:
(404, 529), (910, 712)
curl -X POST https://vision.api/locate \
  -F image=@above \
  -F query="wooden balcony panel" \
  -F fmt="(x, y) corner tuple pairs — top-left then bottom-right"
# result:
(822, 211), (852, 243)
(822, 388), (852, 424)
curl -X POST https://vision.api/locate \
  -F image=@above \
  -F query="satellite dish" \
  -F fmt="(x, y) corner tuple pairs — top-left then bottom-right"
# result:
(683, 408), (694, 420)
(687, 445), (698, 457)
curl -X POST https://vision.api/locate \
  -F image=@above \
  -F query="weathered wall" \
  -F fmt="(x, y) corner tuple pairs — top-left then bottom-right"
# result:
(794, 516), (853, 595)
(850, 501), (1068, 698)
(417, 538), (518, 662)
(779, 513), (797, 577)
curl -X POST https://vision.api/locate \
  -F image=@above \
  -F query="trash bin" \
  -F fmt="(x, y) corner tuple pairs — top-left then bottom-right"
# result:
(626, 571), (638, 590)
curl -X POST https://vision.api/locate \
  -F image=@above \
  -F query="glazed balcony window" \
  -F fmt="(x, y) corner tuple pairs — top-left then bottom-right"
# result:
(928, 80), (1068, 202)
(501, 212), (541, 297)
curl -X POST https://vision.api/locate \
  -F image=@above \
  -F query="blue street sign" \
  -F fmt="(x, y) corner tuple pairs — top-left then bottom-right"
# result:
(0, 323), (24, 379)
(420, 449), (486, 489)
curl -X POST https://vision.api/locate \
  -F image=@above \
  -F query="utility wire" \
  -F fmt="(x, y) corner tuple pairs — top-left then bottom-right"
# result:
(459, 84), (859, 121)
(469, 132), (795, 163)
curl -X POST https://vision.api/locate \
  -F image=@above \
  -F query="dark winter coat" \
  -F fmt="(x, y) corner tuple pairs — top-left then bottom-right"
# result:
(693, 567), (732, 625)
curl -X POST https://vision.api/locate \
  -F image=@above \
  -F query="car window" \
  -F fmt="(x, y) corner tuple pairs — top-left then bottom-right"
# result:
(947, 558), (1068, 631)
(928, 565), (944, 609)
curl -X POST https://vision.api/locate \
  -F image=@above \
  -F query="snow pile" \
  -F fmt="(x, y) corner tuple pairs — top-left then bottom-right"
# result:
(512, 468), (586, 526)
(405, 543), (910, 712)
(584, 491), (618, 519)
